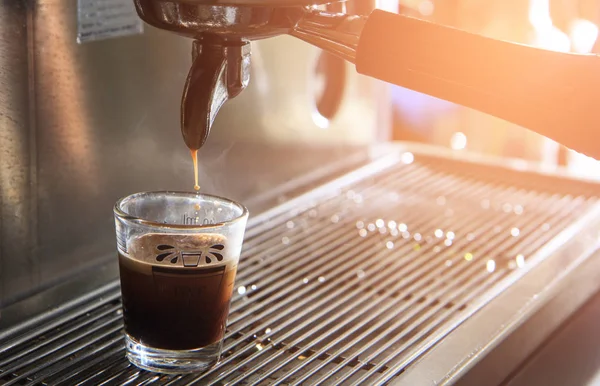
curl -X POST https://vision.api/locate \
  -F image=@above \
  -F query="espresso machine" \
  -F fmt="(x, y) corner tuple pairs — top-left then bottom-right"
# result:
(3, 0), (600, 385)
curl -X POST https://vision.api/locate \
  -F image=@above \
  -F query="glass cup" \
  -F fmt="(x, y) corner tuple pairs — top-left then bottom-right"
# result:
(114, 191), (249, 373)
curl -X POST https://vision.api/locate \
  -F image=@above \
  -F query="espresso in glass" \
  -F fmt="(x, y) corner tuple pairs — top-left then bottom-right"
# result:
(118, 251), (237, 350)
(114, 192), (248, 374)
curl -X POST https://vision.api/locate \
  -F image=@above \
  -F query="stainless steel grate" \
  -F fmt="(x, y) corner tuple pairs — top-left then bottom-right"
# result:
(1, 153), (599, 385)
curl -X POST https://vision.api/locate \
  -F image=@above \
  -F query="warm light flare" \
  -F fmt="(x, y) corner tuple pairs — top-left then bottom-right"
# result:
(401, 152), (415, 164)
(529, 0), (553, 30)
(418, 0), (434, 16)
(450, 132), (467, 150)
(570, 19), (599, 54)
(529, 0), (571, 52)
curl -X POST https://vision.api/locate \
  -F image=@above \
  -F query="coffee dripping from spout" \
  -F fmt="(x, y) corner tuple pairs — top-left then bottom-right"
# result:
(134, 0), (600, 160)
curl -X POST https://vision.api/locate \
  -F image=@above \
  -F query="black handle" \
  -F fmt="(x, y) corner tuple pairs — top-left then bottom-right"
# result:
(356, 10), (600, 159)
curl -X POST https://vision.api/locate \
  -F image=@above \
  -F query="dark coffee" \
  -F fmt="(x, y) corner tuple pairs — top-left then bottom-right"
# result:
(118, 253), (236, 350)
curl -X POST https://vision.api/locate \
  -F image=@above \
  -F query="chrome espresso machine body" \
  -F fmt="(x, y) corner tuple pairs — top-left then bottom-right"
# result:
(3, 0), (600, 385)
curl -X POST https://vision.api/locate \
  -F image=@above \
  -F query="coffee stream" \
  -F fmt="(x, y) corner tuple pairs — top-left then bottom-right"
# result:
(191, 149), (200, 192)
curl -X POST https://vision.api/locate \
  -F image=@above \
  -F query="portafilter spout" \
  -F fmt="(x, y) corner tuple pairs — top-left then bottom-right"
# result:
(181, 38), (250, 150)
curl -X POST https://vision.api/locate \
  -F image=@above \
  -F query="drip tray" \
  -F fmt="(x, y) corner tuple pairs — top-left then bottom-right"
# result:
(2, 147), (600, 385)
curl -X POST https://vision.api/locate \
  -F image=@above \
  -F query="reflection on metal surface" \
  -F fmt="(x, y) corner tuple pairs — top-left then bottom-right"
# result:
(38, 1), (98, 197)
(0, 0), (37, 303)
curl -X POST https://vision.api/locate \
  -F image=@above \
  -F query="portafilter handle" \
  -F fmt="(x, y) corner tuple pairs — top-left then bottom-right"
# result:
(336, 10), (600, 160)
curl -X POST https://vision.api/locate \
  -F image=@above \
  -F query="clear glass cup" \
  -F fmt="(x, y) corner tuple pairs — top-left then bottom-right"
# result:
(114, 191), (249, 373)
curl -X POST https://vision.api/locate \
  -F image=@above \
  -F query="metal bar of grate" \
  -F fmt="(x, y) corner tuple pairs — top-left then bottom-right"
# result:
(28, 335), (124, 385)
(0, 303), (121, 368)
(4, 324), (123, 386)
(0, 285), (120, 352)
(1, 152), (599, 386)
(48, 343), (124, 385)
(71, 355), (128, 386)
(2, 313), (122, 379)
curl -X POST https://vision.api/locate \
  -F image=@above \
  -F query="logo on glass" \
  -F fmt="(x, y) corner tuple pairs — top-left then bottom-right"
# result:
(154, 243), (225, 267)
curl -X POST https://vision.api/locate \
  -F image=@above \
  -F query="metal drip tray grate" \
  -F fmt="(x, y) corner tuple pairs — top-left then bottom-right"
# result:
(2, 152), (599, 385)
